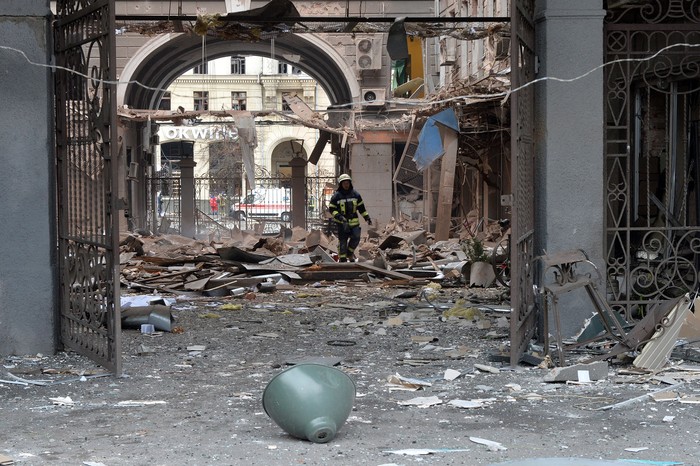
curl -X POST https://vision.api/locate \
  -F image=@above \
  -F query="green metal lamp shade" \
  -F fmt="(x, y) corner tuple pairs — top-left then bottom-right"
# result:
(262, 363), (356, 443)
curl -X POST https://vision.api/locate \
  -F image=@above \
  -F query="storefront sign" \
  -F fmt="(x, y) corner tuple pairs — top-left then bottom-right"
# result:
(161, 126), (239, 141)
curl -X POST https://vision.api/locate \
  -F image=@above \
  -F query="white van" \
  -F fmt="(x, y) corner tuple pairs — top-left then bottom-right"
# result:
(229, 187), (292, 222)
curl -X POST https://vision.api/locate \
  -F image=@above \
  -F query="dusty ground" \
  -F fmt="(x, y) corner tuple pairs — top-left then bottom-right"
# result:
(2, 283), (699, 466)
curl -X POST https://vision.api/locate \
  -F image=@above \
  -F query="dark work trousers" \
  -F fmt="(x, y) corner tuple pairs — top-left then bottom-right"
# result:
(338, 224), (361, 260)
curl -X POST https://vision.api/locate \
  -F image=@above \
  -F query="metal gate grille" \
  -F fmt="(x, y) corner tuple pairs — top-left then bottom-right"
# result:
(605, 2), (700, 321)
(54, 0), (121, 374)
(509, 0), (537, 366)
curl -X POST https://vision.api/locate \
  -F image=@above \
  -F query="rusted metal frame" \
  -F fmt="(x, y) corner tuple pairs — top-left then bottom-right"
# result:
(539, 251), (631, 365)
(55, 0), (121, 375)
(509, 0), (537, 367)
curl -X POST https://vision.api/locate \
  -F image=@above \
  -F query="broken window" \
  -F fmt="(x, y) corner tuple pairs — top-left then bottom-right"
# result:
(231, 91), (247, 111)
(194, 91), (209, 111)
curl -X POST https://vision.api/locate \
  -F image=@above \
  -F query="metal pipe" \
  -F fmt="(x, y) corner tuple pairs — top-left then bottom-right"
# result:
(116, 15), (511, 23)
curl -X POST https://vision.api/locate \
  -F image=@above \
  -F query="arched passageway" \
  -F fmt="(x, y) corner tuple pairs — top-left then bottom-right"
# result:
(118, 32), (358, 109)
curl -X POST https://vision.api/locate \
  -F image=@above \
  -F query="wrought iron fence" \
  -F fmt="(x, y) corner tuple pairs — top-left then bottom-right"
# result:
(604, 1), (700, 320)
(146, 174), (335, 236)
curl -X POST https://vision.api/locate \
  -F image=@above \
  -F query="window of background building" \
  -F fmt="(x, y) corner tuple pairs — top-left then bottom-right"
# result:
(231, 92), (247, 110)
(194, 91), (209, 111)
(231, 56), (246, 74)
(278, 62), (288, 74)
(291, 66), (302, 75)
(158, 91), (171, 110)
(193, 63), (208, 74)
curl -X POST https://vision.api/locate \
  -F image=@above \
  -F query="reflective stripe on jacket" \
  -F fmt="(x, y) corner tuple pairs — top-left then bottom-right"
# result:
(329, 189), (369, 227)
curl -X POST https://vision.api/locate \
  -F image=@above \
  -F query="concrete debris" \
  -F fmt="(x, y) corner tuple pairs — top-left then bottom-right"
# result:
(118, 215), (516, 302)
(469, 436), (507, 452)
(448, 399), (491, 409)
(49, 396), (75, 406)
(543, 361), (608, 383)
(397, 395), (443, 407)
(474, 363), (501, 374)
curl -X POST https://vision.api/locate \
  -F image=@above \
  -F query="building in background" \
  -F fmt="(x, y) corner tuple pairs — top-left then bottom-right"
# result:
(156, 55), (334, 196)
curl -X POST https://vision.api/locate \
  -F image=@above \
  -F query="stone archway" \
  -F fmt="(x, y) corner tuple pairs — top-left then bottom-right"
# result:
(118, 33), (359, 109)
(270, 139), (307, 177)
(117, 31), (359, 230)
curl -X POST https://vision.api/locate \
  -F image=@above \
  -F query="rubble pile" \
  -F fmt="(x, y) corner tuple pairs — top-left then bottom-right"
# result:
(118, 217), (511, 300)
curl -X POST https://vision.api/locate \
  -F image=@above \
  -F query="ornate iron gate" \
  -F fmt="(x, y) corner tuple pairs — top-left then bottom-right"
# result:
(509, 0), (537, 365)
(54, 0), (121, 374)
(605, 1), (700, 321)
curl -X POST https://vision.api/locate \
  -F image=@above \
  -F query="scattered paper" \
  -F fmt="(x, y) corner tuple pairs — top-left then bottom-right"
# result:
(444, 369), (461, 381)
(116, 400), (167, 407)
(384, 448), (470, 456)
(624, 447), (649, 452)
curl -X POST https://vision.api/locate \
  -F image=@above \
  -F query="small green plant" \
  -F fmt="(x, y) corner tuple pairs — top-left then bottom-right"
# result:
(462, 237), (489, 263)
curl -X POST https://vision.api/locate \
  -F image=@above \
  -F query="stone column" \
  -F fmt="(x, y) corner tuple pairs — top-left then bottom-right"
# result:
(0, 0), (56, 356)
(179, 159), (197, 238)
(534, 0), (607, 336)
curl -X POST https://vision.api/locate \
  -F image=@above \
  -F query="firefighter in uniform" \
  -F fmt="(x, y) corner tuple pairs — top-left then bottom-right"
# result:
(328, 174), (372, 262)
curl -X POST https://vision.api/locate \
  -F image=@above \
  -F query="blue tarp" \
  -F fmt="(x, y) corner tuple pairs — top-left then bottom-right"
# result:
(413, 108), (459, 171)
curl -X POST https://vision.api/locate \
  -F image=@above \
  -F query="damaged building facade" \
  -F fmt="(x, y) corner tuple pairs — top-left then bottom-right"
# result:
(1, 0), (700, 371)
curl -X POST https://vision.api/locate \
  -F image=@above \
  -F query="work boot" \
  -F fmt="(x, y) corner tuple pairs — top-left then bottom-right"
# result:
(339, 257), (347, 263)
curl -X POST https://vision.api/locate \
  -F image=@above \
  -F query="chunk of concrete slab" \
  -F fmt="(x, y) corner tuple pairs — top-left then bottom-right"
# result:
(543, 361), (608, 382)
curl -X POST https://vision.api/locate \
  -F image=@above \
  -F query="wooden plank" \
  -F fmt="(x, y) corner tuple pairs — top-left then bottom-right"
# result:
(355, 262), (414, 280)
(296, 270), (370, 281)
(435, 128), (459, 240)
(135, 268), (199, 284)
(184, 276), (211, 291)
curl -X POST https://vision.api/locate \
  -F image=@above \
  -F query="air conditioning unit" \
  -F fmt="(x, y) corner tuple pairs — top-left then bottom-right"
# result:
(361, 88), (386, 107)
(355, 35), (382, 71)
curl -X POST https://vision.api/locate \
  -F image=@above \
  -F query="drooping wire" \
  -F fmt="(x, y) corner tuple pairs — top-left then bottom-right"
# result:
(3, 41), (700, 110)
